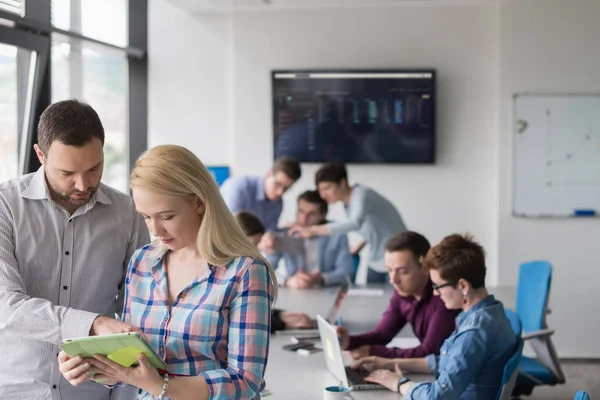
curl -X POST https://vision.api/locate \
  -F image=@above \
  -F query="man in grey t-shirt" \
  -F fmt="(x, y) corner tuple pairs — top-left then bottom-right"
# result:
(289, 163), (406, 283)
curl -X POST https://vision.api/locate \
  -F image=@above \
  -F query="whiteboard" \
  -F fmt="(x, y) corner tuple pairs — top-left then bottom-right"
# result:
(513, 93), (600, 217)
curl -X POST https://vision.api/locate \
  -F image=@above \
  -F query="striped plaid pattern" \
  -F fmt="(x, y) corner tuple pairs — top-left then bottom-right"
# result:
(123, 242), (273, 399)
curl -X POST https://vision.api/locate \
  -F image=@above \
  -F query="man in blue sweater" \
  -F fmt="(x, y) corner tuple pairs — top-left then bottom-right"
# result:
(268, 190), (353, 288)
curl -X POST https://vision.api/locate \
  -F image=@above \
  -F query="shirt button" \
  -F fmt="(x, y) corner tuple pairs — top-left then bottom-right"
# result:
(159, 345), (164, 353)
(441, 384), (447, 388)
(65, 251), (70, 255)
(442, 350), (446, 355)
(63, 286), (68, 290)
(52, 385), (57, 389)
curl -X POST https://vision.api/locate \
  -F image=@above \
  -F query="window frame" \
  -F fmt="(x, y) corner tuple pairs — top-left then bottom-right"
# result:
(0, 0), (147, 184)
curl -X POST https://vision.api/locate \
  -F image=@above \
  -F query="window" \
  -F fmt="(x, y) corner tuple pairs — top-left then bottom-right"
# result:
(0, 0), (146, 187)
(0, 0), (24, 16)
(51, 0), (128, 47)
(50, 0), (131, 193)
(51, 35), (129, 193)
(0, 42), (37, 182)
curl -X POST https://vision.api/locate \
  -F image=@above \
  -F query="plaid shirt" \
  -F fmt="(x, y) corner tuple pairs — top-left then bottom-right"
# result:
(122, 242), (273, 399)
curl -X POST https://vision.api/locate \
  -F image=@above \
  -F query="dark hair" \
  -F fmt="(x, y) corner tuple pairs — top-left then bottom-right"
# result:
(235, 211), (266, 237)
(297, 190), (328, 215)
(315, 163), (347, 186)
(423, 233), (486, 289)
(385, 231), (431, 263)
(37, 99), (105, 153)
(273, 157), (301, 181)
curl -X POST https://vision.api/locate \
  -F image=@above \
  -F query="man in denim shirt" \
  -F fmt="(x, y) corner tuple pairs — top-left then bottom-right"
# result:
(354, 234), (518, 400)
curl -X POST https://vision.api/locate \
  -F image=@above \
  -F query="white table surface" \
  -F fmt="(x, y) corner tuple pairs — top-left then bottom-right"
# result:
(262, 285), (515, 399)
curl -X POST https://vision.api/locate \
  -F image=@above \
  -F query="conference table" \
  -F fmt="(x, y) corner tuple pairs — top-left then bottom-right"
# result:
(262, 284), (515, 399)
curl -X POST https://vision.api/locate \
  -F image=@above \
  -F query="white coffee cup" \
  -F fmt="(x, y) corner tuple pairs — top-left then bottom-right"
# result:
(323, 385), (354, 400)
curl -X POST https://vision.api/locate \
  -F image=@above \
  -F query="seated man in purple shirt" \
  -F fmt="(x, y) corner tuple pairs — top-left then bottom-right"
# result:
(337, 231), (459, 359)
(220, 157), (301, 252)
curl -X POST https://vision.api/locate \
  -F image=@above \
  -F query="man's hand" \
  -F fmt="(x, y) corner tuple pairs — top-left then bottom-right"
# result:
(89, 316), (141, 336)
(257, 232), (279, 254)
(349, 345), (371, 359)
(286, 271), (313, 289)
(279, 311), (315, 329)
(350, 240), (366, 255)
(287, 225), (315, 239)
(309, 271), (325, 286)
(335, 325), (351, 350)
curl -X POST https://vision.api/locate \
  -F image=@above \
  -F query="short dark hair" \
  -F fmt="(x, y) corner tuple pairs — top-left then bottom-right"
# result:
(315, 163), (347, 186)
(235, 211), (266, 237)
(273, 157), (301, 181)
(385, 231), (431, 263)
(423, 233), (486, 289)
(37, 99), (105, 153)
(297, 190), (328, 215)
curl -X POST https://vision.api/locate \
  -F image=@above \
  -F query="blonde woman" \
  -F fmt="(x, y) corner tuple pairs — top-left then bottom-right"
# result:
(58, 145), (277, 399)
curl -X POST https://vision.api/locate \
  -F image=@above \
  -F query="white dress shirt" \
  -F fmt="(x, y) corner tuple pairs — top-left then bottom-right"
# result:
(0, 167), (149, 400)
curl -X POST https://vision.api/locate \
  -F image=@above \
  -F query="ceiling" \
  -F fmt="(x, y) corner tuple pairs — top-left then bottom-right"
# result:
(165, 0), (501, 14)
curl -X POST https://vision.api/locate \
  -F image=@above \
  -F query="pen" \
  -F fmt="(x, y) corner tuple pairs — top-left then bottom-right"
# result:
(337, 316), (343, 326)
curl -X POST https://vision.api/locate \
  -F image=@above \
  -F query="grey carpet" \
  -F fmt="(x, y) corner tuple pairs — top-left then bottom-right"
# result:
(519, 361), (599, 399)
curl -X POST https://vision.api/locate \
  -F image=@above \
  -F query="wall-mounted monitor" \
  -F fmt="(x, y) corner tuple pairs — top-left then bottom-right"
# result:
(272, 69), (435, 164)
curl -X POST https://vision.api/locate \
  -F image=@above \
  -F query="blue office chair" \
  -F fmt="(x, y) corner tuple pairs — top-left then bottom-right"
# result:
(574, 390), (591, 400)
(512, 260), (565, 396)
(504, 309), (522, 336)
(350, 254), (360, 283)
(497, 336), (524, 400)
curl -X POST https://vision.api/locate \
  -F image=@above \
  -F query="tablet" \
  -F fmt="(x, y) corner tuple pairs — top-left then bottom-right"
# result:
(59, 332), (167, 370)
(274, 233), (303, 255)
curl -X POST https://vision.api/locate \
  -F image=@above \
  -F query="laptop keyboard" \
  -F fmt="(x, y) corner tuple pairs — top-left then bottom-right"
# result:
(344, 366), (387, 390)
(345, 366), (368, 385)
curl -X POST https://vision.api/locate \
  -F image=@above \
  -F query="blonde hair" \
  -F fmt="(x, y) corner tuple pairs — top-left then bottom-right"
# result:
(130, 144), (277, 302)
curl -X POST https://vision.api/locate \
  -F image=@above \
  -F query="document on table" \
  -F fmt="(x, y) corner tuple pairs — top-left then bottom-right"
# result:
(386, 337), (421, 349)
(347, 288), (385, 297)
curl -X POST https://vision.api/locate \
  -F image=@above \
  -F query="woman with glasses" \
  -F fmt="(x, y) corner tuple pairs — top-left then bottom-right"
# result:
(353, 233), (518, 399)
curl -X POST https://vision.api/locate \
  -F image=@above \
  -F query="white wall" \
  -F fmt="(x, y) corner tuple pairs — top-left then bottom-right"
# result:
(498, 0), (600, 357)
(148, 0), (232, 165)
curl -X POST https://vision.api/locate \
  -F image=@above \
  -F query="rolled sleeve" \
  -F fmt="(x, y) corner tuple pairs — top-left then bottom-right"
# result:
(425, 354), (440, 376)
(201, 260), (272, 399)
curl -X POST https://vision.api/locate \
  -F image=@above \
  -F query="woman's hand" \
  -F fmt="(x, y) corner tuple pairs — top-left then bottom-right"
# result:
(364, 363), (404, 392)
(88, 354), (164, 396)
(352, 355), (397, 370)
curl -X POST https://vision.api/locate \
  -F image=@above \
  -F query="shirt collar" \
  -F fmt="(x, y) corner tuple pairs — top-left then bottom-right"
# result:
(21, 167), (49, 200)
(397, 279), (434, 303)
(21, 166), (111, 206)
(456, 294), (497, 326)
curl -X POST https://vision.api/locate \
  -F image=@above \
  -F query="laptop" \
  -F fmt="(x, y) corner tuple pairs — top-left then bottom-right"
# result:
(276, 277), (351, 336)
(315, 314), (386, 391)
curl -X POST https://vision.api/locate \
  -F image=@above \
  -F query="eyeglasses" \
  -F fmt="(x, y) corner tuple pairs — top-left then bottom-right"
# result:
(432, 282), (454, 292)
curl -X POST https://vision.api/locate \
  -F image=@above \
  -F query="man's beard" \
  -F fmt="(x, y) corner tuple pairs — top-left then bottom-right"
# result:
(47, 175), (99, 207)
